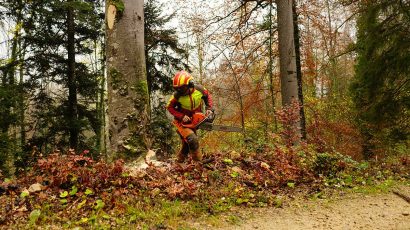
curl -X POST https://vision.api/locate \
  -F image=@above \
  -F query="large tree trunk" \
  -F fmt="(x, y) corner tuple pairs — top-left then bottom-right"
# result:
(276, 0), (301, 141)
(106, 0), (150, 158)
(67, 1), (78, 149)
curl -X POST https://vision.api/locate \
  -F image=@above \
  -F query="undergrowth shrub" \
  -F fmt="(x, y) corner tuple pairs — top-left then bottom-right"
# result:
(313, 152), (356, 178)
(0, 133), (13, 177)
(307, 115), (363, 160)
(26, 150), (127, 192)
(242, 121), (274, 153)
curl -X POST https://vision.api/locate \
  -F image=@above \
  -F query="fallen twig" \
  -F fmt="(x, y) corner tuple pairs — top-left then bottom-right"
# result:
(392, 189), (410, 204)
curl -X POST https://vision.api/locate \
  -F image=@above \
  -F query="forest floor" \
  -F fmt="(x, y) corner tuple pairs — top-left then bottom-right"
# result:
(190, 185), (410, 230)
(1, 151), (408, 229)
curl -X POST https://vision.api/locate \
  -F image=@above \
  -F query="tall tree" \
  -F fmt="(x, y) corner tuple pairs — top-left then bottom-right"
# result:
(0, 0), (23, 133)
(106, 0), (150, 157)
(352, 0), (410, 158)
(292, 1), (306, 140)
(0, 0), (26, 175)
(67, 0), (78, 149)
(21, 0), (103, 153)
(276, 0), (302, 141)
(268, 0), (278, 132)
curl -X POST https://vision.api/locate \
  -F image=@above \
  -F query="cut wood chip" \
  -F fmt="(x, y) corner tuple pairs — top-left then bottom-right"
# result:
(107, 5), (117, 30)
(28, 183), (42, 193)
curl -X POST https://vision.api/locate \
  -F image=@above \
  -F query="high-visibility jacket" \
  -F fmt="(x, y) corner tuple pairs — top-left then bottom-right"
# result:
(166, 84), (213, 121)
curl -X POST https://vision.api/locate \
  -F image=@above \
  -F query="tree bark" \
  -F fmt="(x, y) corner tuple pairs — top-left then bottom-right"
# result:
(106, 0), (150, 158)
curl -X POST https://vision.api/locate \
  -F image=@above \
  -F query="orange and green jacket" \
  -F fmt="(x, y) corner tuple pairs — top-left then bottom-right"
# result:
(166, 85), (213, 121)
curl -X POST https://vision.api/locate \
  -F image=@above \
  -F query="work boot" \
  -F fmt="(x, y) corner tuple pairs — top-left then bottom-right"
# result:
(177, 142), (189, 163)
(177, 151), (187, 163)
(191, 150), (203, 161)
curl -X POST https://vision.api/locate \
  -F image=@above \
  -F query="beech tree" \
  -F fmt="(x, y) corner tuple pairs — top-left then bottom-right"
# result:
(106, 0), (150, 158)
(276, 0), (301, 140)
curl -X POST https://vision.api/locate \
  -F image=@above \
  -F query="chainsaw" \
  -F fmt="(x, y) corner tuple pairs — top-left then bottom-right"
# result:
(181, 112), (243, 133)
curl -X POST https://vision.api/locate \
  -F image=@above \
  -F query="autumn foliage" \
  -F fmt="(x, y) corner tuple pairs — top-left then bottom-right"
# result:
(0, 140), (314, 226)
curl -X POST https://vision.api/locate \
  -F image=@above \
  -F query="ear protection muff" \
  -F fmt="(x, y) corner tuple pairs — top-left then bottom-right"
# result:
(188, 80), (195, 88)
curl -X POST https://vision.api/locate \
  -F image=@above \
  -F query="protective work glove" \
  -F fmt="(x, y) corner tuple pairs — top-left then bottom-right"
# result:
(182, 115), (191, 123)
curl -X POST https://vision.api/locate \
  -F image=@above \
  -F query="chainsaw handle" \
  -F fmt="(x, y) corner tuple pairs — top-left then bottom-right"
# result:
(206, 111), (215, 123)
(180, 112), (209, 129)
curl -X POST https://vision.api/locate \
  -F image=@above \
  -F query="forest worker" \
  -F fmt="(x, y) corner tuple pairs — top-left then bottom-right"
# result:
(166, 70), (214, 163)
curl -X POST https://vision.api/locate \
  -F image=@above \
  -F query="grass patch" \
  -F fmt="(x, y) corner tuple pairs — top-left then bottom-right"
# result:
(350, 178), (408, 194)
(118, 199), (208, 229)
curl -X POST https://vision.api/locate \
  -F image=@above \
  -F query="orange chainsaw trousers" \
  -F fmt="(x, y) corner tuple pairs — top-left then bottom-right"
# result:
(173, 120), (202, 162)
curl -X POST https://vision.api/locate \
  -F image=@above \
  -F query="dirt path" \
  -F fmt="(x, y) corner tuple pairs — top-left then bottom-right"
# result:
(195, 190), (410, 230)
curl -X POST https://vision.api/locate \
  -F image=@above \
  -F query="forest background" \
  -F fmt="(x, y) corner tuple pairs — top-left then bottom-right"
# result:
(0, 0), (408, 228)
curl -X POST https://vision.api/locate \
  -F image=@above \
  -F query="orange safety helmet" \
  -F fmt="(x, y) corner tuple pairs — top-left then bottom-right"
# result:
(173, 70), (194, 89)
